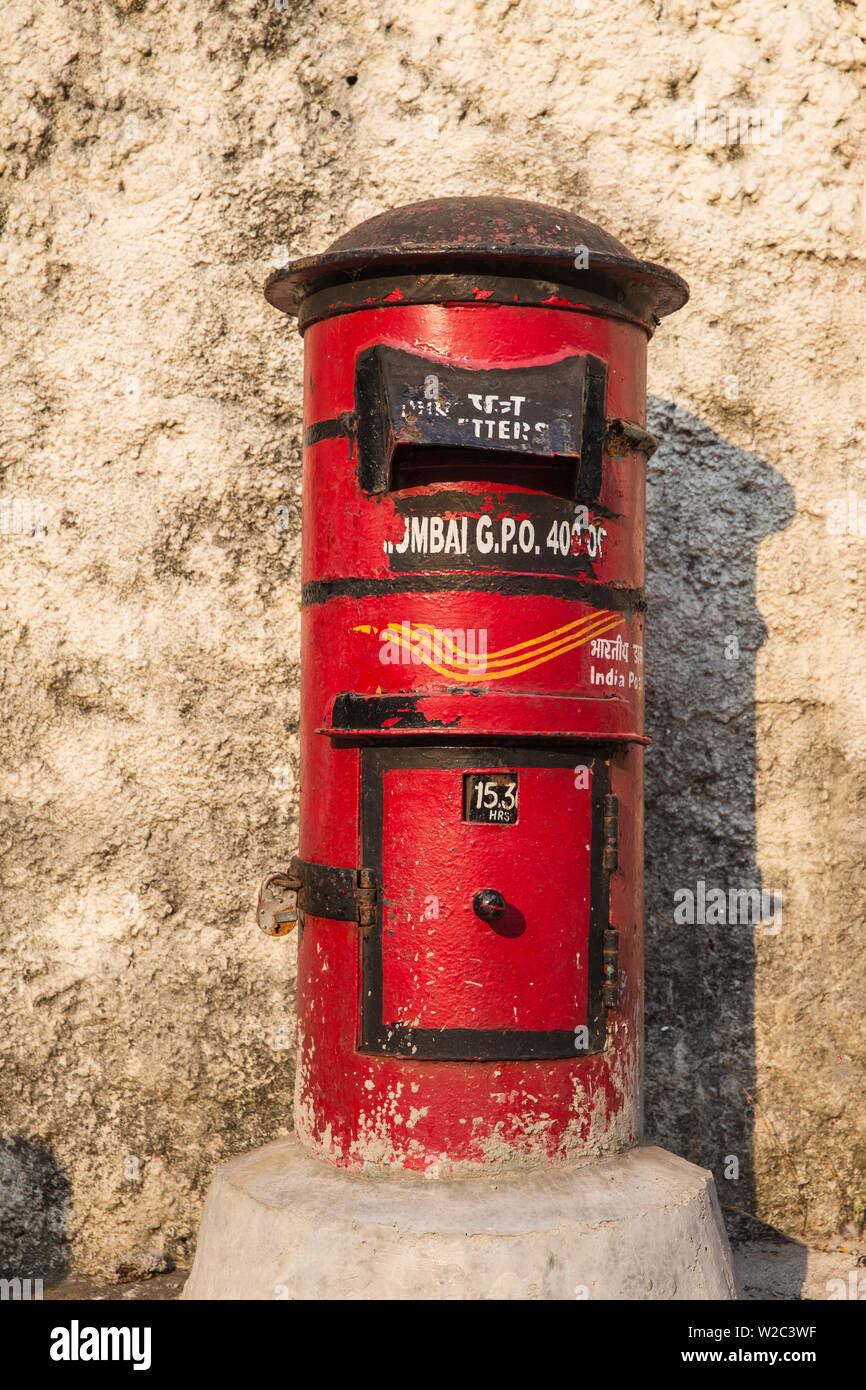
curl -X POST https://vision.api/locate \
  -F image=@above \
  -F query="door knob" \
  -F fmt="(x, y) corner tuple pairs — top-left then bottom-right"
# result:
(473, 889), (507, 923)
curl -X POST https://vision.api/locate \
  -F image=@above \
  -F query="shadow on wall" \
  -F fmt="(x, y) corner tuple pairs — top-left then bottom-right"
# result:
(0, 1137), (70, 1283)
(644, 397), (798, 1246)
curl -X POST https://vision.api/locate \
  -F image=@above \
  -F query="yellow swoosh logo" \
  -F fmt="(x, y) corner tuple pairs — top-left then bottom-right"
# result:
(354, 612), (626, 683)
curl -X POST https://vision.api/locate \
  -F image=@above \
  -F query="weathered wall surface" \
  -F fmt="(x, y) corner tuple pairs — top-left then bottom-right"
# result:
(0, 0), (863, 1272)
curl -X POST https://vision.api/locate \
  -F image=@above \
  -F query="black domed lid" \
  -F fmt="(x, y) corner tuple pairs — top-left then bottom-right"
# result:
(264, 196), (688, 320)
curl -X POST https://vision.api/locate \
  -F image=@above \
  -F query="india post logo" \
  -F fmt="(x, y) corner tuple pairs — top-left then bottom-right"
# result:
(352, 613), (625, 683)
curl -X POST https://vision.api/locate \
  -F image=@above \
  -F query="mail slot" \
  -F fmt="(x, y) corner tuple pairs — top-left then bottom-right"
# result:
(260, 196), (688, 1171)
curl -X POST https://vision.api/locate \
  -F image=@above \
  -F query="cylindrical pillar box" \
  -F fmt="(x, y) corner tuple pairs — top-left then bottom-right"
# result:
(261, 197), (689, 1174)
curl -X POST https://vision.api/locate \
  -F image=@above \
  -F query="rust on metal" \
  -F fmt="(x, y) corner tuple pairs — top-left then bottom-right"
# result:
(356, 867), (377, 932)
(295, 274), (667, 335)
(265, 195), (689, 326)
(256, 870), (302, 937)
(605, 417), (660, 459)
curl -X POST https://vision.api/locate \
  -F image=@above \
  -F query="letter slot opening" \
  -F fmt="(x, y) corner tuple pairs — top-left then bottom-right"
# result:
(356, 345), (607, 500)
(390, 444), (579, 498)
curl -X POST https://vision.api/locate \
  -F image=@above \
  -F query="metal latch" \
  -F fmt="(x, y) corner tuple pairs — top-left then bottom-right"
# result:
(258, 860), (377, 933)
(256, 870), (302, 937)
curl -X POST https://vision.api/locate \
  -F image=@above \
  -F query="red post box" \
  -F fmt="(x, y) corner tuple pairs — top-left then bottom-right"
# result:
(260, 197), (688, 1174)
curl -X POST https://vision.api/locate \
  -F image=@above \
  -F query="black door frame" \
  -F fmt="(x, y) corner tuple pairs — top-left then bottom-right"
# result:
(358, 744), (610, 1060)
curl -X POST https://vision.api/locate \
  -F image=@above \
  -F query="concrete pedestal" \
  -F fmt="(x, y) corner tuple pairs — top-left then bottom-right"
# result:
(183, 1137), (737, 1300)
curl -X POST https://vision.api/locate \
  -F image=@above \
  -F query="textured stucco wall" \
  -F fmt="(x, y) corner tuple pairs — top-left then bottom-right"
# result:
(1, 0), (864, 1273)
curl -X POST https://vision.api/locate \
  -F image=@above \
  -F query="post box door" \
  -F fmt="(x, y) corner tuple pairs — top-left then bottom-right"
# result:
(359, 747), (608, 1059)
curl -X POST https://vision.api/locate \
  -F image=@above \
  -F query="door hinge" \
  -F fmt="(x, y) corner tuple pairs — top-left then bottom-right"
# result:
(602, 926), (620, 1008)
(356, 867), (377, 930)
(605, 417), (660, 460)
(602, 793), (619, 872)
